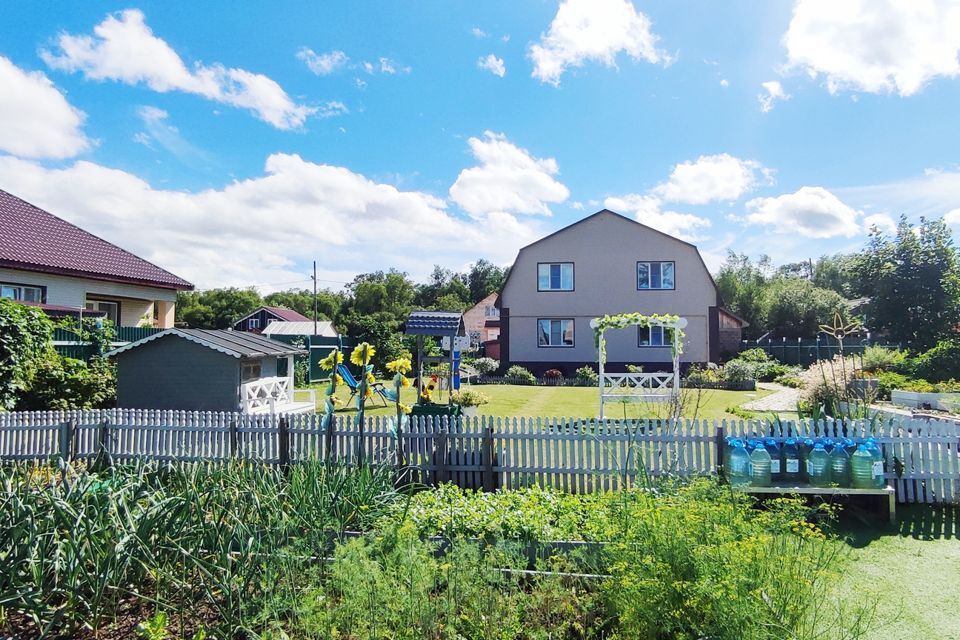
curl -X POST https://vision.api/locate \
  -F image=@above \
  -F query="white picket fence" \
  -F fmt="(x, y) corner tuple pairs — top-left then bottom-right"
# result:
(0, 409), (958, 503)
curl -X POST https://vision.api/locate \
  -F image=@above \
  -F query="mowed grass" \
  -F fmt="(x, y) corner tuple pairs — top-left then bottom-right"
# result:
(836, 505), (960, 640)
(314, 382), (775, 421)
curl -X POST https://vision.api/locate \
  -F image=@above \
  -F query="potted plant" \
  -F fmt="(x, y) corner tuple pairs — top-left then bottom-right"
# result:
(451, 389), (490, 417)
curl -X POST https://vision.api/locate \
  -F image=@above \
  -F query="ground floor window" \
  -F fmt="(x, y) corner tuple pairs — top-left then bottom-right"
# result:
(638, 325), (674, 347)
(85, 299), (119, 324)
(241, 360), (262, 382)
(1, 283), (43, 303)
(538, 318), (574, 347)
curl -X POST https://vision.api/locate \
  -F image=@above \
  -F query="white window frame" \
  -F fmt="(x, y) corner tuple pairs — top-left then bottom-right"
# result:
(637, 261), (675, 290)
(1, 283), (43, 303)
(638, 325), (674, 347)
(537, 263), (574, 292)
(538, 318), (575, 348)
(85, 299), (119, 324)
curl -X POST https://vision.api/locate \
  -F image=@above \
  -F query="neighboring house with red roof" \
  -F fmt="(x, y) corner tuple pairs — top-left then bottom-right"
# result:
(232, 306), (312, 333)
(462, 292), (500, 348)
(0, 189), (193, 328)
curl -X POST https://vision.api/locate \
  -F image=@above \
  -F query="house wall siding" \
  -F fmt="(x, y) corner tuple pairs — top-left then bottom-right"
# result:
(116, 335), (240, 411)
(0, 267), (178, 327)
(500, 212), (718, 367)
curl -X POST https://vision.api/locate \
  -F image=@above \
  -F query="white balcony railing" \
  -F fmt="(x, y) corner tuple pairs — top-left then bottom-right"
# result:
(240, 376), (315, 414)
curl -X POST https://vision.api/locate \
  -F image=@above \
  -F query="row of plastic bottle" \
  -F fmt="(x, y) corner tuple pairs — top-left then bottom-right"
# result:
(723, 436), (885, 489)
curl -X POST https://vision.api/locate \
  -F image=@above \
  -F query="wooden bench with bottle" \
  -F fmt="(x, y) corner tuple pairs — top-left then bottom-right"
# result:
(723, 436), (896, 523)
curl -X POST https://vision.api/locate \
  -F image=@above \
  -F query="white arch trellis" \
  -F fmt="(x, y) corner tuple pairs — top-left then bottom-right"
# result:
(589, 313), (688, 419)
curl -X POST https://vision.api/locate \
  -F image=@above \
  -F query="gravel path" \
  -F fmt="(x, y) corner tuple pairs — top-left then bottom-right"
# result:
(741, 383), (800, 412)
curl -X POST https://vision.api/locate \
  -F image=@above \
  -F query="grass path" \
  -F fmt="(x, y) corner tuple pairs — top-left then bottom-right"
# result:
(837, 505), (960, 640)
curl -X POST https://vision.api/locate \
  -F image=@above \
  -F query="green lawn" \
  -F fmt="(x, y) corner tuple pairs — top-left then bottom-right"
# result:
(313, 382), (775, 421)
(836, 505), (960, 640)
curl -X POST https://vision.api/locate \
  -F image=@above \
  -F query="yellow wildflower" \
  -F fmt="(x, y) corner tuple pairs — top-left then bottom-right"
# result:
(398, 402), (412, 414)
(385, 357), (412, 374)
(350, 342), (375, 366)
(400, 376), (412, 388)
(366, 372), (376, 385)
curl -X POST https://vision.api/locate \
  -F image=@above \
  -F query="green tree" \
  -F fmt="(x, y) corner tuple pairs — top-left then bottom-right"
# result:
(0, 299), (54, 409)
(760, 278), (847, 338)
(715, 253), (772, 338)
(852, 216), (960, 349)
(466, 259), (507, 303)
(175, 288), (262, 328)
(263, 288), (345, 322)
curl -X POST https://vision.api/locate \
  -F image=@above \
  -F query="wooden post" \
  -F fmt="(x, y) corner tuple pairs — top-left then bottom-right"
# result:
(229, 419), (238, 458)
(482, 426), (495, 492)
(278, 416), (290, 470)
(95, 419), (111, 470)
(714, 424), (724, 473)
(434, 429), (449, 486)
(59, 419), (75, 464)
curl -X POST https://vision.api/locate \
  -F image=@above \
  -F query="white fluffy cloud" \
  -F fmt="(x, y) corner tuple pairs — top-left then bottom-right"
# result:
(784, 0), (960, 96)
(863, 213), (898, 234)
(529, 0), (668, 86)
(41, 9), (315, 129)
(946, 208), (960, 225)
(297, 48), (348, 75)
(653, 153), (768, 204)
(746, 186), (861, 238)
(477, 54), (506, 77)
(758, 80), (789, 112)
(0, 152), (541, 288)
(449, 131), (569, 216)
(0, 56), (90, 159)
(603, 193), (711, 241)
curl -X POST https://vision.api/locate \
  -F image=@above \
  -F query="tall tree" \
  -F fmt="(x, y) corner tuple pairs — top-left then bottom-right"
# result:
(175, 288), (262, 328)
(715, 253), (772, 338)
(852, 216), (960, 349)
(466, 259), (508, 303)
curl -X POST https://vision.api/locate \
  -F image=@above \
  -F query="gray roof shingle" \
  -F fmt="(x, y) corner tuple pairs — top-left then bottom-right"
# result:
(0, 188), (193, 290)
(105, 328), (306, 358)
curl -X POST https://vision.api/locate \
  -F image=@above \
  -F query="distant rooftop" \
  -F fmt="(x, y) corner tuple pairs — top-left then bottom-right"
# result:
(0, 188), (193, 290)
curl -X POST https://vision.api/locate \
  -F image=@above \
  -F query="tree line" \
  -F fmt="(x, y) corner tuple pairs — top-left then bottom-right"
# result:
(718, 215), (960, 350)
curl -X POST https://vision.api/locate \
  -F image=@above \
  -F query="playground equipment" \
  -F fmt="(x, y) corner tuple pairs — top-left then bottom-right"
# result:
(590, 313), (687, 420)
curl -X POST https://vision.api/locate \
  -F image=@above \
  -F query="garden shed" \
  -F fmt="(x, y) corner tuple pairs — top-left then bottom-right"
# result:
(105, 329), (314, 414)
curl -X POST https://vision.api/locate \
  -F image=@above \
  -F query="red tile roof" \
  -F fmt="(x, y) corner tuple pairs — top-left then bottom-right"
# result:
(264, 306), (312, 322)
(0, 188), (193, 290)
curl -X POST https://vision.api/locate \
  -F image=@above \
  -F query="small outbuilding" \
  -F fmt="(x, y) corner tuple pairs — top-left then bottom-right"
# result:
(261, 320), (338, 338)
(105, 328), (314, 414)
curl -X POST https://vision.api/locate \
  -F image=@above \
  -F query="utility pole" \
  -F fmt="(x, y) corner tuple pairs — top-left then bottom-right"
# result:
(312, 260), (318, 337)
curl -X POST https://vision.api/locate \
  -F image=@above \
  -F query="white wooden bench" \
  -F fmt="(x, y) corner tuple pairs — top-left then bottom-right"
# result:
(737, 483), (896, 524)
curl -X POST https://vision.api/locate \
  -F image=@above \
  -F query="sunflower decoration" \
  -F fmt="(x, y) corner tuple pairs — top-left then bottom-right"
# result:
(318, 347), (343, 430)
(350, 342), (376, 367)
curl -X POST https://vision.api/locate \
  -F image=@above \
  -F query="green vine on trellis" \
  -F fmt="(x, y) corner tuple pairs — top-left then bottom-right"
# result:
(591, 312), (685, 364)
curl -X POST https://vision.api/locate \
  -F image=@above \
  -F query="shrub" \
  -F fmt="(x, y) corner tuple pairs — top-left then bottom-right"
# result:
(472, 357), (499, 375)
(18, 356), (116, 410)
(875, 371), (911, 400)
(912, 339), (960, 383)
(625, 364), (644, 374)
(736, 347), (771, 363)
(504, 365), (536, 385)
(860, 345), (909, 373)
(686, 364), (723, 385)
(451, 389), (490, 407)
(722, 359), (754, 383)
(543, 368), (563, 379)
(774, 373), (803, 388)
(575, 365), (599, 384)
(752, 360), (792, 382)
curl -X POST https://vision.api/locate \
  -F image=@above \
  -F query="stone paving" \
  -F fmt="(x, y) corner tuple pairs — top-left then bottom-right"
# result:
(741, 382), (801, 412)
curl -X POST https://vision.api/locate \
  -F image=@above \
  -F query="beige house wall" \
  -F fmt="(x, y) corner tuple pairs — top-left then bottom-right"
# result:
(500, 211), (718, 366)
(0, 267), (179, 328)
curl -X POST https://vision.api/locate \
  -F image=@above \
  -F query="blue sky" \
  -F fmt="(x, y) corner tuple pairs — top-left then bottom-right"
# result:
(2, 1), (960, 291)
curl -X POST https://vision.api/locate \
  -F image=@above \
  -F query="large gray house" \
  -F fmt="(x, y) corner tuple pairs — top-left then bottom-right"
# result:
(497, 210), (745, 374)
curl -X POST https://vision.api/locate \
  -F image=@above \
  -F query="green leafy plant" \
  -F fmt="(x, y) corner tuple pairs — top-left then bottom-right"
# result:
(575, 365), (599, 384)
(504, 365), (536, 385)
(472, 357), (499, 375)
(450, 388), (490, 407)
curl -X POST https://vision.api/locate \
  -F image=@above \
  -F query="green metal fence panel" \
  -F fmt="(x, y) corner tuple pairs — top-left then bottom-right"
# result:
(308, 335), (356, 382)
(116, 326), (164, 342)
(742, 337), (903, 367)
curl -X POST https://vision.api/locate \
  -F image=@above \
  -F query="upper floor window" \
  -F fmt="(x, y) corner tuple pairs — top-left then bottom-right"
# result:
(248, 318), (260, 330)
(538, 263), (574, 291)
(638, 325), (675, 347)
(484, 305), (499, 317)
(637, 261), (675, 290)
(538, 318), (574, 347)
(1, 283), (43, 303)
(85, 299), (119, 325)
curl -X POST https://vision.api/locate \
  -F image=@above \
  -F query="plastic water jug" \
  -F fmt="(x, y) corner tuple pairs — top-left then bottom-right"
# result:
(723, 437), (734, 472)
(750, 442), (772, 487)
(823, 438), (836, 452)
(800, 438), (815, 482)
(864, 439), (885, 488)
(842, 438), (857, 455)
(764, 438), (782, 480)
(828, 445), (851, 487)
(782, 438), (801, 483)
(807, 443), (831, 487)
(727, 441), (752, 487)
(851, 444), (875, 489)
